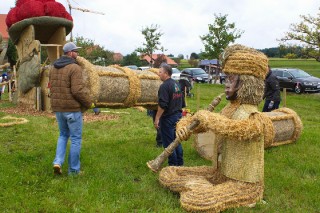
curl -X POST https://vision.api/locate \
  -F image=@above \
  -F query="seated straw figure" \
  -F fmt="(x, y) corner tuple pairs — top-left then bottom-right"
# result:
(159, 44), (273, 212)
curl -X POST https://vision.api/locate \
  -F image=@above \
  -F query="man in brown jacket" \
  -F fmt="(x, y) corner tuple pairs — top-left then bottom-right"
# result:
(50, 42), (92, 175)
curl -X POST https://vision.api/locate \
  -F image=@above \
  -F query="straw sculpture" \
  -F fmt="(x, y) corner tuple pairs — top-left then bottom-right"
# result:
(159, 44), (302, 212)
(76, 56), (162, 109)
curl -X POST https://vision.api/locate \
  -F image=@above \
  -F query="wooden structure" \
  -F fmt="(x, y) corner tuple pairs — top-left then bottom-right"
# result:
(8, 17), (72, 110)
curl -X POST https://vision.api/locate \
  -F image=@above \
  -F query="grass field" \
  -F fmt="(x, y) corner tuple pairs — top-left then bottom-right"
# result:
(0, 59), (320, 212)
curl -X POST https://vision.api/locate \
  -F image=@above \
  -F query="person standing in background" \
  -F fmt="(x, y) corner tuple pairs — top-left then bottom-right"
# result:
(263, 66), (281, 112)
(154, 63), (184, 166)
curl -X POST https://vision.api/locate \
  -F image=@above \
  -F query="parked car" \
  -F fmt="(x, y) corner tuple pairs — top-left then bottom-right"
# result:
(180, 68), (212, 83)
(125, 65), (138, 70)
(219, 72), (227, 84)
(271, 68), (320, 94)
(171, 68), (181, 81)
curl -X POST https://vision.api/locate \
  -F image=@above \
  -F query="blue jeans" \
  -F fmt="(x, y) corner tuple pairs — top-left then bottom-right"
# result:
(160, 112), (183, 166)
(53, 112), (83, 174)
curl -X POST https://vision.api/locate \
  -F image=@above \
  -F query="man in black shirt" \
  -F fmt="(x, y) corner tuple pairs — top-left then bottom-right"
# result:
(154, 63), (184, 166)
(262, 66), (281, 112)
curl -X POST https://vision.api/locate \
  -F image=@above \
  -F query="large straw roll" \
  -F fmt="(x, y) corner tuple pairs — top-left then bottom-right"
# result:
(264, 107), (302, 147)
(194, 107), (302, 160)
(76, 56), (161, 109)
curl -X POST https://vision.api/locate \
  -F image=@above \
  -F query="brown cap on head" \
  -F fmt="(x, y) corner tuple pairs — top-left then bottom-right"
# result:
(220, 44), (269, 79)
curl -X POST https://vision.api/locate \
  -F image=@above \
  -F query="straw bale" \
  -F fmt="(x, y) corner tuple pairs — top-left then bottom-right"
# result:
(98, 75), (129, 103)
(76, 56), (100, 102)
(76, 57), (161, 109)
(138, 79), (161, 103)
(265, 107), (302, 147)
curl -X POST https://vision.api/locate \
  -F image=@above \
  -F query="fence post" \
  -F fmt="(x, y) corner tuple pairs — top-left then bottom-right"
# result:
(283, 88), (286, 107)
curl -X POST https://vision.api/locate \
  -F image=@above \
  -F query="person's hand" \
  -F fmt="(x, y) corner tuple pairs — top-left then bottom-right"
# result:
(176, 126), (192, 141)
(268, 101), (274, 109)
(154, 119), (159, 129)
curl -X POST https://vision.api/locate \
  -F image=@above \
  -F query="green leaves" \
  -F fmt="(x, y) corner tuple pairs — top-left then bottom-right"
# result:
(200, 13), (243, 59)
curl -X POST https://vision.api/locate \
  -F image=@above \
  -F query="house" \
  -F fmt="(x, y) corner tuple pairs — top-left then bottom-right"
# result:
(198, 59), (220, 74)
(142, 54), (178, 67)
(0, 14), (9, 51)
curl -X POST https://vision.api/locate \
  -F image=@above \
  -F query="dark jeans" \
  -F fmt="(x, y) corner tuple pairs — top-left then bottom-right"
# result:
(148, 110), (162, 146)
(262, 100), (280, 112)
(160, 112), (183, 166)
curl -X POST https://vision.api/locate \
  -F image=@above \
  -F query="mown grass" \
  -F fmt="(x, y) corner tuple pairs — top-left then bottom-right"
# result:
(0, 69), (320, 212)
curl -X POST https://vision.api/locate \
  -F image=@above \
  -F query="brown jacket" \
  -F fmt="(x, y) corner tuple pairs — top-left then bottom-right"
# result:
(49, 56), (91, 112)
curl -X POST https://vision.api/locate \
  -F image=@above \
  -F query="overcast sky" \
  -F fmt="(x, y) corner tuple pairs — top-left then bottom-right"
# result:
(1, 0), (319, 57)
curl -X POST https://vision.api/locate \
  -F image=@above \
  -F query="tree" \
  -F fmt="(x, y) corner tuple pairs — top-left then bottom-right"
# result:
(135, 24), (165, 67)
(178, 54), (184, 59)
(121, 52), (145, 67)
(280, 8), (320, 61)
(6, 39), (17, 66)
(74, 36), (114, 66)
(190, 52), (199, 59)
(200, 13), (243, 59)
(188, 59), (198, 68)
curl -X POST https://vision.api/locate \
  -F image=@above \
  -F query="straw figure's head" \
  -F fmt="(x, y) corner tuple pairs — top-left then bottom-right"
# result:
(220, 44), (269, 105)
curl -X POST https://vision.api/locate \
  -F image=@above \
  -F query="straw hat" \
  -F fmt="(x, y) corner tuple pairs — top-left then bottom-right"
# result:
(220, 44), (268, 79)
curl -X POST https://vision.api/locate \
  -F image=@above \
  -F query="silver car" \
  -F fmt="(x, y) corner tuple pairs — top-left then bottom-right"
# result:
(171, 68), (181, 81)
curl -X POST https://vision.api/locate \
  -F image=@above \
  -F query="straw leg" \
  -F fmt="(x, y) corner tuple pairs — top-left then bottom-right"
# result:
(159, 166), (215, 192)
(180, 179), (263, 212)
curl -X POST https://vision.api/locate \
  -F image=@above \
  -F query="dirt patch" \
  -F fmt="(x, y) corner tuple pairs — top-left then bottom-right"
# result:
(0, 106), (119, 123)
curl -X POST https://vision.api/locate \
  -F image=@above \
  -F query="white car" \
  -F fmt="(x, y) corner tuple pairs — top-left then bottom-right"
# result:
(138, 66), (151, 70)
(171, 68), (181, 81)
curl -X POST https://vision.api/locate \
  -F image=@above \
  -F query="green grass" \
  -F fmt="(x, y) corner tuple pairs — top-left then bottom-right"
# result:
(0, 67), (320, 212)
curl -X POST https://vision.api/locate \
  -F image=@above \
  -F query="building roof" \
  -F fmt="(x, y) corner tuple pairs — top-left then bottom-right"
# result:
(143, 54), (177, 66)
(198, 59), (219, 66)
(0, 14), (9, 40)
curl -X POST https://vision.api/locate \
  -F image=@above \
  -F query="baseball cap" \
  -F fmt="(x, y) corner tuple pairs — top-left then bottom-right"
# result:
(63, 42), (82, 53)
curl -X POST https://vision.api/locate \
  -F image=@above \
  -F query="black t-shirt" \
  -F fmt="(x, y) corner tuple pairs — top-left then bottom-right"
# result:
(158, 78), (183, 117)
